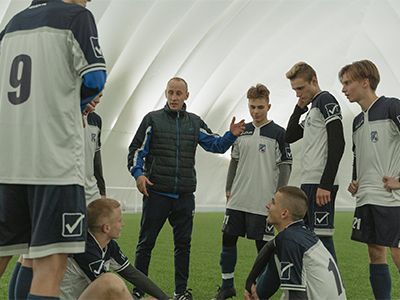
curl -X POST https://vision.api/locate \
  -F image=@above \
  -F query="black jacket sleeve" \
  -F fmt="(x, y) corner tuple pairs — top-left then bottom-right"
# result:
(319, 119), (345, 191)
(285, 105), (308, 143)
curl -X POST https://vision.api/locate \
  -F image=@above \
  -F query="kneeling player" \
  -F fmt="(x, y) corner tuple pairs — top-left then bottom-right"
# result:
(60, 198), (169, 300)
(245, 186), (346, 300)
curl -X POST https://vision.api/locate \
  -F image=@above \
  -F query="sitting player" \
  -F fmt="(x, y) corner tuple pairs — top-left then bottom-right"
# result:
(60, 198), (170, 300)
(245, 186), (346, 300)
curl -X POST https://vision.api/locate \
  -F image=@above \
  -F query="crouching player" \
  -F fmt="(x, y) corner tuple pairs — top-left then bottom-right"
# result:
(60, 198), (169, 300)
(245, 186), (346, 300)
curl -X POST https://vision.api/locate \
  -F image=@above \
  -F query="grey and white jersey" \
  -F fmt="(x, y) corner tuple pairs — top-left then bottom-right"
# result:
(275, 221), (346, 300)
(227, 121), (292, 216)
(352, 96), (400, 207)
(301, 91), (342, 184)
(0, 0), (106, 185)
(84, 112), (102, 203)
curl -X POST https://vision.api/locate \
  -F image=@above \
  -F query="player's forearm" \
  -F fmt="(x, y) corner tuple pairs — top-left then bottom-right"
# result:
(118, 264), (169, 300)
(94, 151), (106, 195)
(225, 158), (238, 193)
(245, 239), (275, 293)
(285, 105), (306, 143)
(277, 164), (291, 189)
(320, 120), (345, 190)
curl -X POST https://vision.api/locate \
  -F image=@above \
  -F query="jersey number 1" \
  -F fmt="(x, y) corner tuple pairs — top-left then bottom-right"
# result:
(8, 54), (32, 105)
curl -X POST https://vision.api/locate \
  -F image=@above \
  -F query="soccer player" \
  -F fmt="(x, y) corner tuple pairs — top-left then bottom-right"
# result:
(339, 59), (400, 300)
(127, 77), (245, 300)
(0, 0), (106, 299)
(214, 84), (292, 300)
(245, 186), (346, 300)
(84, 110), (107, 203)
(59, 198), (169, 300)
(285, 62), (345, 260)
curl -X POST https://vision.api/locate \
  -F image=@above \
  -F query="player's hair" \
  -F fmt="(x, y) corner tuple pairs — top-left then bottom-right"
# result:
(277, 186), (308, 221)
(247, 84), (270, 102)
(167, 77), (188, 91)
(87, 198), (121, 232)
(338, 60), (380, 91)
(286, 62), (317, 82)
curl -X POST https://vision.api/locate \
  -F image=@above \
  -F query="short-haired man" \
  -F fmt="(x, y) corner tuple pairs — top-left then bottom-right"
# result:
(245, 186), (346, 300)
(285, 62), (345, 260)
(339, 59), (400, 300)
(128, 77), (245, 300)
(214, 84), (292, 299)
(60, 198), (170, 300)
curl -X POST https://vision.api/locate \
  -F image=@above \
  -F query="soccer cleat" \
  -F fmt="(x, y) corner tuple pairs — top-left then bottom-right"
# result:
(212, 286), (236, 300)
(174, 289), (193, 300)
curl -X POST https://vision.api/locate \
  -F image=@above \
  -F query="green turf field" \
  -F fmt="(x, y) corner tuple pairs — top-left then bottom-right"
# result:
(1, 212), (399, 299)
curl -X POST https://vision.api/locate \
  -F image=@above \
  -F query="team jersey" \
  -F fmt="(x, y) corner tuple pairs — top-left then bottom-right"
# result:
(227, 121), (292, 216)
(84, 112), (102, 203)
(0, 0), (106, 185)
(352, 96), (400, 207)
(274, 220), (346, 299)
(301, 91), (342, 184)
(60, 231), (130, 300)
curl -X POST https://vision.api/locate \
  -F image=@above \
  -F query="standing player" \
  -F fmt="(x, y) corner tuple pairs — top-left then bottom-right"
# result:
(285, 62), (345, 260)
(84, 110), (107, 203)
(128, 77), (245, 300)
(245, 186), (346, 300)
(214, 84), (292, 300)
(339, 60), (400, 299)
(60, 198), (169, 300)
(0, 1), (106, 299)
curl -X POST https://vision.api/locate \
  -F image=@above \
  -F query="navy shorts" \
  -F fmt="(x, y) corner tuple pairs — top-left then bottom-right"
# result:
(0, 184), (86, 258)
(222, 208), (274, 241)
(351, 204), (400, 248)
(301, 184), (338, 237)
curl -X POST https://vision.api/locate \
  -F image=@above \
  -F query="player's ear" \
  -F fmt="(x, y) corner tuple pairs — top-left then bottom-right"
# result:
(101, 223), (109, 233)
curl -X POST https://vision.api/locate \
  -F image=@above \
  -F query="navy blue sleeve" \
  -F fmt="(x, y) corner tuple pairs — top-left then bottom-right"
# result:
(285, 105), (307, 143)
(388, 97), (400, 131)
(256, 257), (281, 299)
(277, 128), (292, 164)
(109, 240), (130, 272)
(127, 114), (152, 179)
(276, 238), (306, 291)
(316, 93), (342, 124)
(70, 9), (106, 74)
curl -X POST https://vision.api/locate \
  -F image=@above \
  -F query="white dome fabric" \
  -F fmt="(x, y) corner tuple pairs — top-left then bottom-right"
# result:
(1, 0), (399, 211)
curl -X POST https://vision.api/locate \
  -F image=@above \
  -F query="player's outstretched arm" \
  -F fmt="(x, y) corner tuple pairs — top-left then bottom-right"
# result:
(118, 264), (170, 300)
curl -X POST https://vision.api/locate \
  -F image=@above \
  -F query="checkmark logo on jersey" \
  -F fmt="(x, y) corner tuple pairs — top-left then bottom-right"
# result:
(324, 103), (340, 116)
(89, 260), (105, 277)
(62, 213), (85, 237)
(280, 262), (293, 280)
(314, 212), (329, 226)
(90, 36), (103, 58)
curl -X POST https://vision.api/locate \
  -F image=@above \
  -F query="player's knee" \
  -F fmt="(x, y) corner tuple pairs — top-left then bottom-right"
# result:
(99, 273), (128, 296)
(368, 244), (387, 263)
(390, 248), (400, 270)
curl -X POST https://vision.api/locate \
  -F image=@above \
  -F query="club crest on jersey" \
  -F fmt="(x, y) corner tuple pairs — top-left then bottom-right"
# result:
(259, 144), (266, 152)
(370, 131), (378, 143)
(62, 213), (85, 237)
(324, 103), (340, 116)
(314, 211), (329, 226)
(90, 36), (103, 58)
(280, 262), (293, 280)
